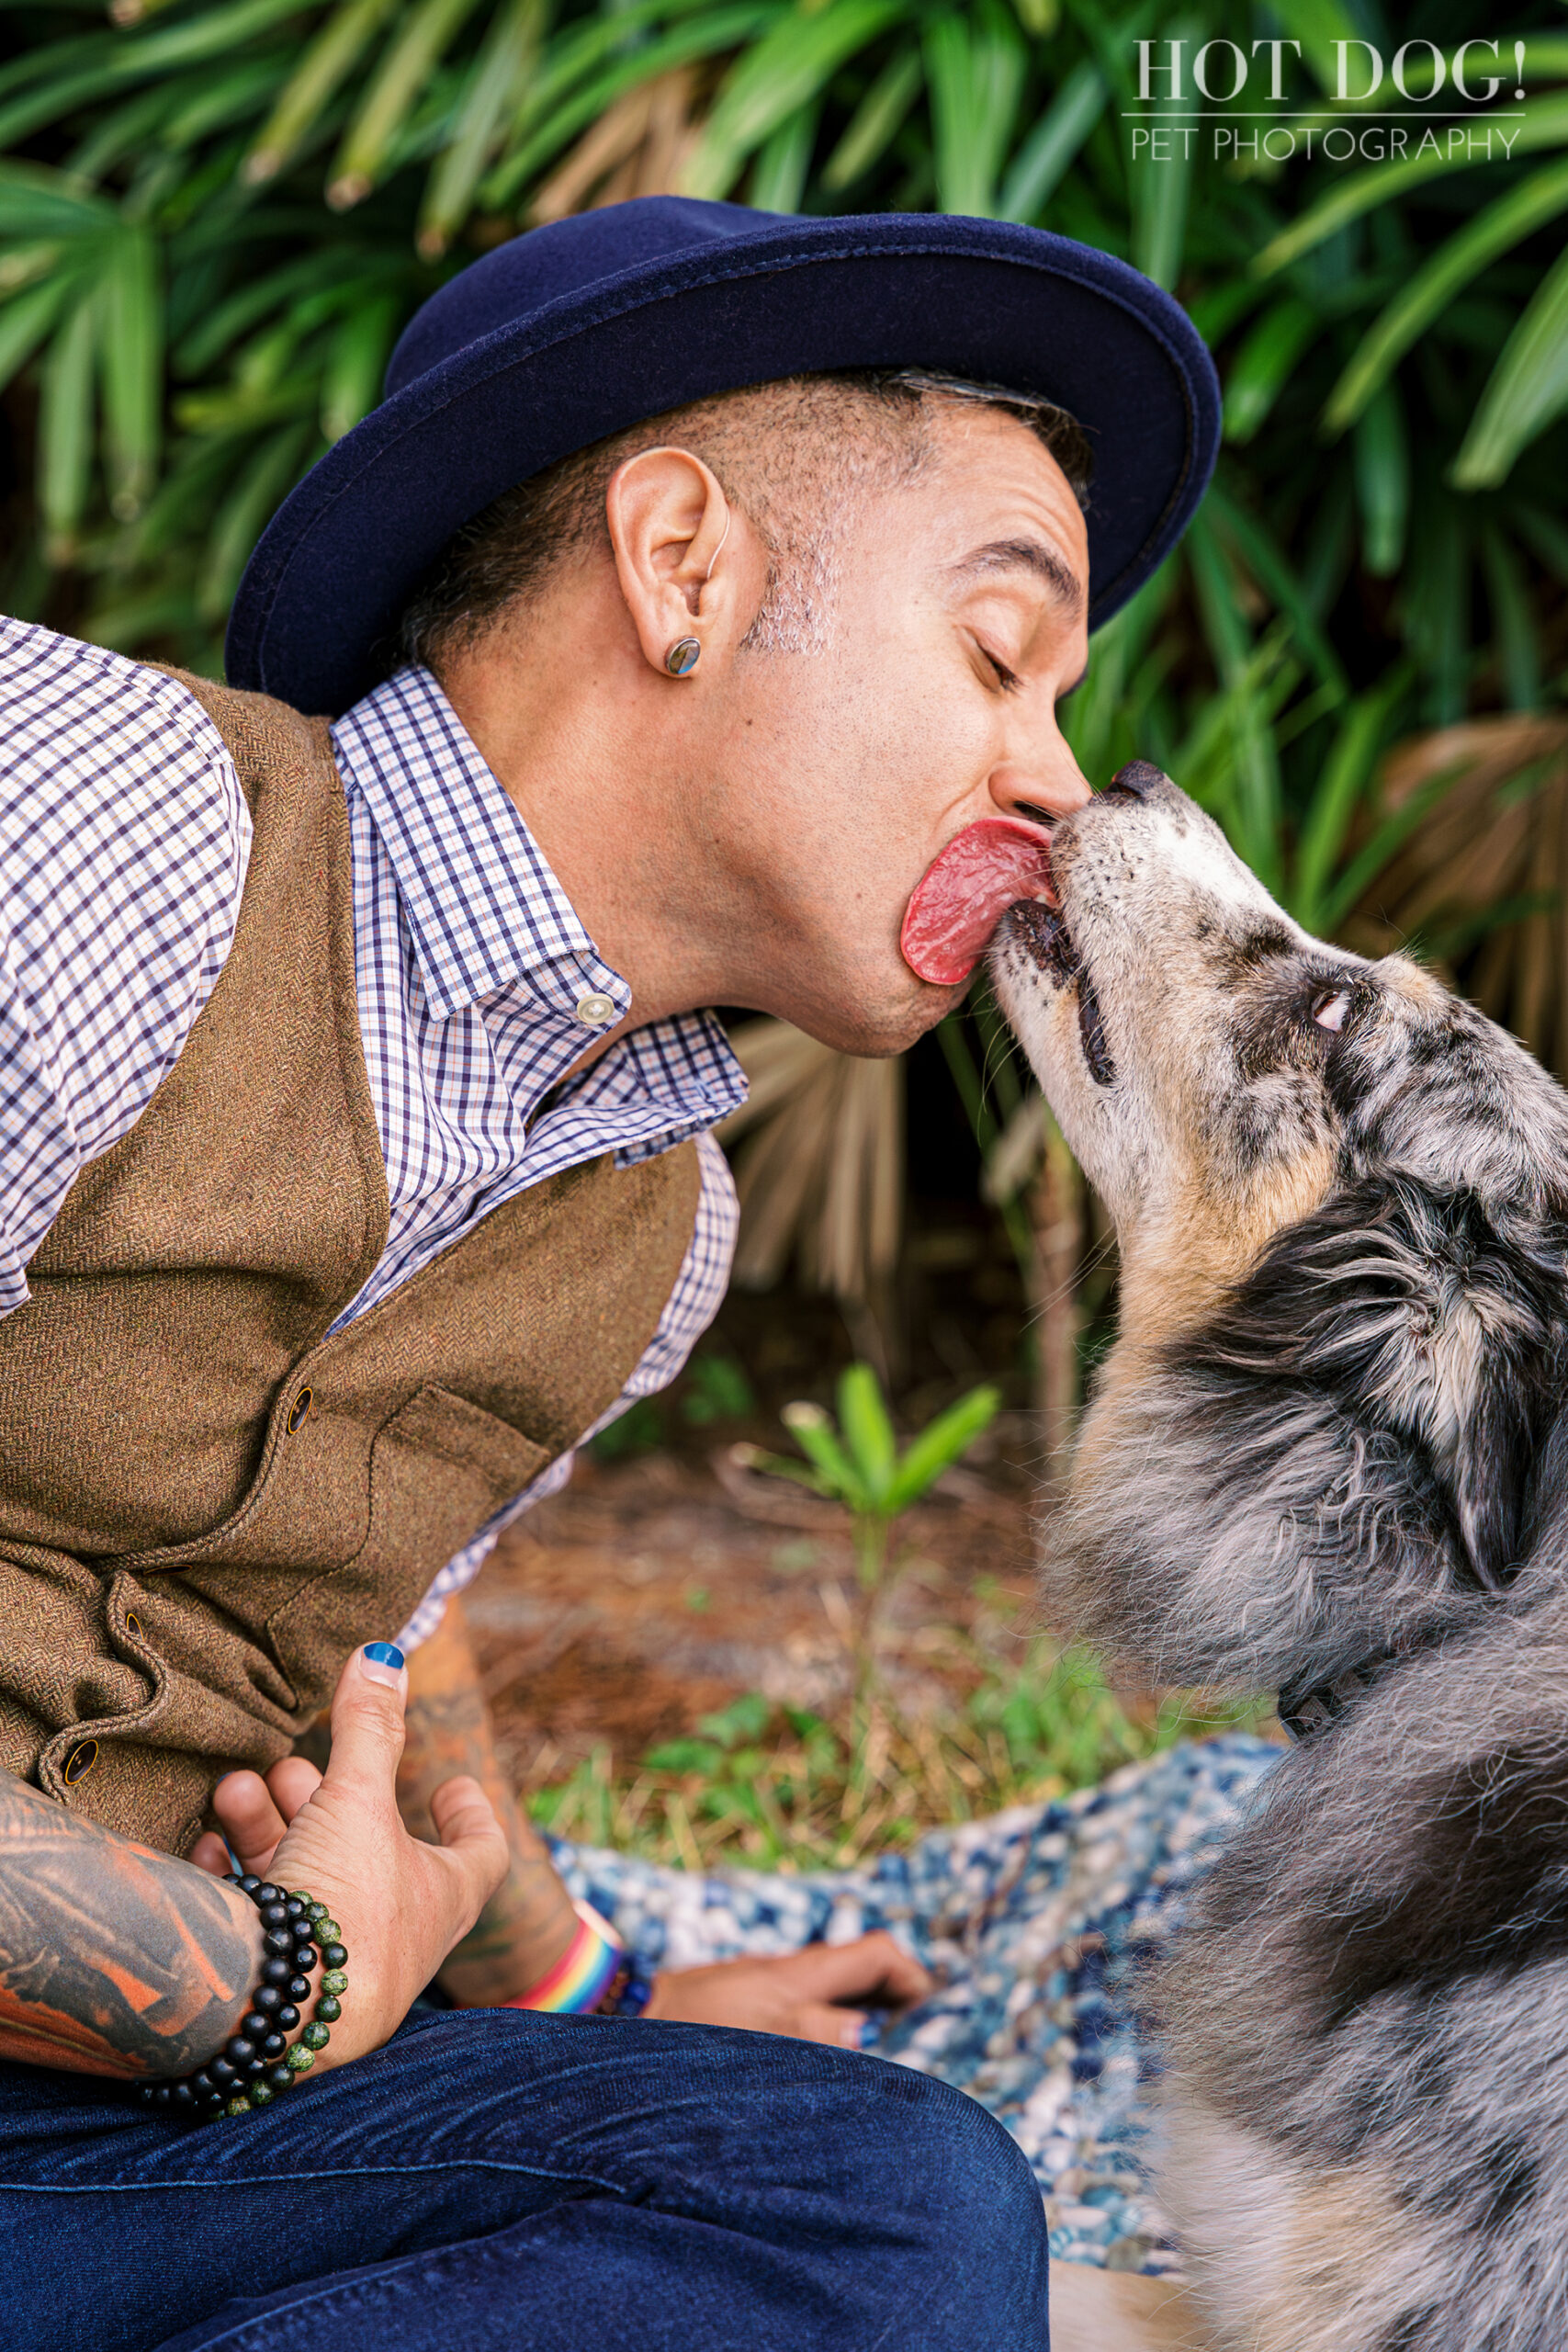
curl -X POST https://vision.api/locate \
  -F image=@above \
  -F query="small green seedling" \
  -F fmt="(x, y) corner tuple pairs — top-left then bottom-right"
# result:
(735, 1367), (999, 1771)
(739, 1363), (999, 1595)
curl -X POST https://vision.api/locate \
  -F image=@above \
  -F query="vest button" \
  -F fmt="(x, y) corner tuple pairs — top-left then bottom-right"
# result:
(62, 1739), (98, 1786)
(573, 992), (616, 1027)
(286, 1385), (314, 1436)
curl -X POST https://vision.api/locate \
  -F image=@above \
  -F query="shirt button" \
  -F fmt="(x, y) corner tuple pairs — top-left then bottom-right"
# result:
(573, 992), (616, 1027)
(63, 1738), (98, 1786)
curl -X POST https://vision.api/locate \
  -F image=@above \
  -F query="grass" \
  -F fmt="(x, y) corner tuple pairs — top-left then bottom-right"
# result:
(525, 1646), (1275, 1875)
(528, 1367), (1278, 1873)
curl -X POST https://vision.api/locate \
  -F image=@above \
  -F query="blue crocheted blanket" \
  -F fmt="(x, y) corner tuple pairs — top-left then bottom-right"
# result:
(553, 1733), (1280, 2276)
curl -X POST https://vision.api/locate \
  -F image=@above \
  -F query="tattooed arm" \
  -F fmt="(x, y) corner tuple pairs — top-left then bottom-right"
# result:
(0, 1770), (263, 2079)
(1, 1645), (510, 2085)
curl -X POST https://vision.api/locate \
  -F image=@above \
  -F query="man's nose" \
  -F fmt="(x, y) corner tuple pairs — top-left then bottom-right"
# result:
(988, 756), (1091, 824)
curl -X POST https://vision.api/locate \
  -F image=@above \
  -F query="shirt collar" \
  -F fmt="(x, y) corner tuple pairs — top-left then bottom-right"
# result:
(331, 663), (623, 1024)
(331, 662), (748, 1130)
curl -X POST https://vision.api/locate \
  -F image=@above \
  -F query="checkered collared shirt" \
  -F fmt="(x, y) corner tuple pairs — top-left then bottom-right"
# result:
(0, 618), (744, 1646)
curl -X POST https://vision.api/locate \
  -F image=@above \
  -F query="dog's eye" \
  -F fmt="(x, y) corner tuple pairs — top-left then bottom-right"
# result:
(1311, 987), (1351, 1033)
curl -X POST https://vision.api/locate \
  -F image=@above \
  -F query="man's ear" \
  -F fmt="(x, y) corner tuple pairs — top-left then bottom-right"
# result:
(604, 445), (761, 679)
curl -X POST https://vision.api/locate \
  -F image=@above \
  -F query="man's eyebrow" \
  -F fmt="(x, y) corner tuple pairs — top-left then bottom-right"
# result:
(948, 536), (1085, 614)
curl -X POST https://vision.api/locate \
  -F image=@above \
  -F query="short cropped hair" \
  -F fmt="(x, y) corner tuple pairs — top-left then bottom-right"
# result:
(397, 368), (1092, 673)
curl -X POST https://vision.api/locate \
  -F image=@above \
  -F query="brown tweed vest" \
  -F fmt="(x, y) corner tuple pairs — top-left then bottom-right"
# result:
(0, 669), (699, 1856)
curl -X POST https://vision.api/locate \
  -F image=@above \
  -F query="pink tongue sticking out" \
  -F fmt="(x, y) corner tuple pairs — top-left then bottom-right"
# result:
(900, 817), (1055, 986)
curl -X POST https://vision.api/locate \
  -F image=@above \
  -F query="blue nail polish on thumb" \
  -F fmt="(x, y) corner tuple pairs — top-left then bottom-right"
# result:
(363, 1641), (404, 1669)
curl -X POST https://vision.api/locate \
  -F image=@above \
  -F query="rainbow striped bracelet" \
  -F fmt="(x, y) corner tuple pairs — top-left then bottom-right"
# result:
(502, 1900), (626, 2015)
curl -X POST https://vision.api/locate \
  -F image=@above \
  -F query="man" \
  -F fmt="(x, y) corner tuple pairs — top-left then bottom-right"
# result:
(0, 198), (1217, 2349)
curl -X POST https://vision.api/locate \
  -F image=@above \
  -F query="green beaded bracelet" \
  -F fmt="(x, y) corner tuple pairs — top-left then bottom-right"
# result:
(136, 1876), (346, 2121)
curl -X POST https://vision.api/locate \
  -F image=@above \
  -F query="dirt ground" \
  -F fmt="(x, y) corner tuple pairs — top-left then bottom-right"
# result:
(465, 1413), (1047, 1793)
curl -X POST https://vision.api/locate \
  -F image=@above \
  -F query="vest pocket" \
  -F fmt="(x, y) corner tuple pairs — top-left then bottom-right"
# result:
(365, 1382), (555, 1514)
(265, 1383), (553, 1702)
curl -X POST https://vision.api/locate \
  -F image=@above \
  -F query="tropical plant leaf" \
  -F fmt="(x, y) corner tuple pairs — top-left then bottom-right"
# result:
(836, 1363), (896, 1504)
(1452, 243), (1568, 490)
(1353, 381), (1408, 577)
(1324, 157), (1568, 435)
(0, 160), (117, 239)
(1289, 669), (1409, 933)
(1203, 481), (1347, 695)
(819, 46), (920, 192)
(320, 288), (400, 440)
(1479, 525), (1542, 711)
(1256, 93), (1568, 277)
(0, 66), (131, 155)
(243, 0), (403, 187)
(1223, 296), (1315, 444)
(924, 1), (1026, 219)
(1128, 10), (1199, 290)
(997, 58), (1104, 221)
(327, 0), (490, 209)
(65, 85), (172, 186)
(1320, 756), (1475, 937)
(884, 1384), (999, 1513)
(109, 0), (310, 73)
(1185, 508), (1284, 890)
(1258, 0), (1359, 92)
(100, 222), (162, 518)
(0, 269), (75, 396)
(749, 97), (818, 209)
(682, 0), (897, 201)
(417, 0), (548, 255)
(485, 2), (776, 208)
(199, 414), (316, 618)
(780, 1398), (869, 1510)
(38, 288), (97, 558)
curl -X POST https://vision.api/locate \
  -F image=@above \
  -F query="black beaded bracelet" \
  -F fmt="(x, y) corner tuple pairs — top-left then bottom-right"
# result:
(601, 1953), (657, 2018)
(137, 1875), (348, 2121)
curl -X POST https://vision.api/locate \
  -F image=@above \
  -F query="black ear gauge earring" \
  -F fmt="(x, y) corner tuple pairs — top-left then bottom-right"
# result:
(663, 636), (701, 677)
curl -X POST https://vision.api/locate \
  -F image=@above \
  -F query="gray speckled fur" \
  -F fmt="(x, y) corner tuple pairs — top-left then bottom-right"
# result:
(992, 769), (1568, 2349)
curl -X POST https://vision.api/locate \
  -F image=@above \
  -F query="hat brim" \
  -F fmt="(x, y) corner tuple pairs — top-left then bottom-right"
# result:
(227, 213), (1219, 717)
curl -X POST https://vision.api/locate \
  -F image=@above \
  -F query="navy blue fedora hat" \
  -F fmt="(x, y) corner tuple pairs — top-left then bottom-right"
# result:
(227, 197), (1220, 717)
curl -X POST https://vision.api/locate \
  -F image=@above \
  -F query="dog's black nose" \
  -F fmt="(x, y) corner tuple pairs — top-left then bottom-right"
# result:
(1100, 761), (1166, 805)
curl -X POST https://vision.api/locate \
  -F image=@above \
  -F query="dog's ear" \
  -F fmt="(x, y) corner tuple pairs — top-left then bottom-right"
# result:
(1200, 1177), (1567, 1592)
(1054, 1176), (1568, 1692)
(1450, 1339), (1547, 1589)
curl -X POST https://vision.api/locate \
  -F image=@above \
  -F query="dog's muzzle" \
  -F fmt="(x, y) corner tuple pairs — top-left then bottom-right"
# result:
(1004, 900), (1117, 1087)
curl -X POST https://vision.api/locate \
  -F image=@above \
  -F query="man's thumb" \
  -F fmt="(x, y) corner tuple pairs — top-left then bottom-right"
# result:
(430, 1776), (509, 1911)
(325, 1641), (411, 1789)
(429, 1774), (507, 1856)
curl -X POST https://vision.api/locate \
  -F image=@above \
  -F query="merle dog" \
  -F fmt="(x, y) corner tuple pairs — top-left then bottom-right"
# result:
(994, 763), (1568, 2352)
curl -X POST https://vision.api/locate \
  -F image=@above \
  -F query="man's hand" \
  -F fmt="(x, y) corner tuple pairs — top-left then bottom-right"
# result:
(190, 1643), (509, 2070)
(392, 1596), (581, 2007)
(387, 1603), (932, 2046)
(643, 1933), (931, 2049)
(221, 1610), (931, 2056)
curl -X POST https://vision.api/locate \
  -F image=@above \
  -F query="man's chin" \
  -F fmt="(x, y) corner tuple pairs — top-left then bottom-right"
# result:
(785, 968), (967, 1059)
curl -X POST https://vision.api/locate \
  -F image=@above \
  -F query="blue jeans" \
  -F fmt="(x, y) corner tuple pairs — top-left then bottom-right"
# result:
(0, 2008), (1049, 2350)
